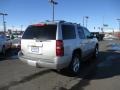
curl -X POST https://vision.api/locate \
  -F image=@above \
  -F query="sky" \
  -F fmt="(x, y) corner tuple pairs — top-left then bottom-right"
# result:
(0, 0), (120, 32)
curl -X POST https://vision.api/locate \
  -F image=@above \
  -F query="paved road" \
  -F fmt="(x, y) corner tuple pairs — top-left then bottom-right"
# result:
(0, 40), (120, 90)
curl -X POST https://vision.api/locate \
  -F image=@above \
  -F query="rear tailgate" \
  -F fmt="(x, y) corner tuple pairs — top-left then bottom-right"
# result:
(21, 24), (57, 60)
(21, 39), (56, 59)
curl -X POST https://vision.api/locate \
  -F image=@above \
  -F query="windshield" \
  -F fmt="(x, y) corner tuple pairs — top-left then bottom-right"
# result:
(22, 25), (57, 40)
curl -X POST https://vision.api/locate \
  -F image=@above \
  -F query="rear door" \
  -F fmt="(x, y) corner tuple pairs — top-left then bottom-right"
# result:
(21, 24), (57, 59)
(61, 24), (77, 58)
(77, 26), (88, 57)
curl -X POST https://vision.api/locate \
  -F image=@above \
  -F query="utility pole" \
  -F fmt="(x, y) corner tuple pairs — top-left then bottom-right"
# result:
(116, 19), (120, 39)
(0, 13), (8, 34)
(102, 16), (104, 34)
(49, 0), (58, 22)
(21, 25), (23, 31)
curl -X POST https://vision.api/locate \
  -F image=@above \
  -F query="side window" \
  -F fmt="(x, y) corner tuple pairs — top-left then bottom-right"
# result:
(83, 28), (91, 38)
(62, 24), (76, 40)
(77, 27), (85, 39)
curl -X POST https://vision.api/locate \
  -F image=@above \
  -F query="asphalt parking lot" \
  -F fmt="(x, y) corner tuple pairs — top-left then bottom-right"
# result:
(0, 40), (120, 90)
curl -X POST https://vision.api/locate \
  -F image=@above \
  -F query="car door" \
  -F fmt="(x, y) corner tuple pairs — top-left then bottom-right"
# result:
(83, 28), (93, 54)
(77, 26), (89, 58)
(61, 24), (77, 58)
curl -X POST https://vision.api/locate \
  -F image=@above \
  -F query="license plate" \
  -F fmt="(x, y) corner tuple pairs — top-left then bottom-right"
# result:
(31, 46), (39, 53)
(31, 46), (42, 54)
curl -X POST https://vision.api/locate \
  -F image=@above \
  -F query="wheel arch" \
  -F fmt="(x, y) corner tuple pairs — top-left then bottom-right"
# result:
(72, 48), (82, 59)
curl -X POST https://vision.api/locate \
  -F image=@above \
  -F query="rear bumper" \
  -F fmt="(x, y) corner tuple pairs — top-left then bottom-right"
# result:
(18, 51), (71, 70)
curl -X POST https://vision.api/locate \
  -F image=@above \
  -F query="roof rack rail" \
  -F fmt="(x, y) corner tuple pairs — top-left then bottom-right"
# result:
(45, 20), (50, 22)
(45, 20), (64, 22)
(59, 20), (66, 23)
(44, 20), (78, 24)
(45, 20), (66, 23)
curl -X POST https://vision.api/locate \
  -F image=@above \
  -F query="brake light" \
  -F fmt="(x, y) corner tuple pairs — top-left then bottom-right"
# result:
(56, 40), (64, 56)
(32, 24), (46, 26)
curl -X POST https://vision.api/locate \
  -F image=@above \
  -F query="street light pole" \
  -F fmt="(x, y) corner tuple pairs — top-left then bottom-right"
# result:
(49, 0), (58, 22)
(83, 16), (89, 27)
(0, 13), (8, 34)
(21, 25), (23, 31)
(85, 16), (89, 28)
(52, 2), (54, 21)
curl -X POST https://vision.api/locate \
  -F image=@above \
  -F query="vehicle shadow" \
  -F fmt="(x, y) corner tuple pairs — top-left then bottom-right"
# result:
(0, 48), (20, 61)
(89, 51), (120, 79)
(59, 51), (120, 90)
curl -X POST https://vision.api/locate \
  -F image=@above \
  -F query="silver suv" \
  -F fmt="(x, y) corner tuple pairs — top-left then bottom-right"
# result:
(18, 20), (98, 74)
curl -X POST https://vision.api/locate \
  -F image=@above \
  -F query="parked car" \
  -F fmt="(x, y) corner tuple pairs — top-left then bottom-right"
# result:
(91, 32), (104, 41)
(11, 38), (21, 49)
(103, 34), (119, 40)
(18, 20), (98, 74)
(0, 34), (12, 55)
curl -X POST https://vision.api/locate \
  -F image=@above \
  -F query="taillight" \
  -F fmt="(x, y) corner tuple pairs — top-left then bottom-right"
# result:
(56, 40), (64, 56)
(32, 24), (46, 26)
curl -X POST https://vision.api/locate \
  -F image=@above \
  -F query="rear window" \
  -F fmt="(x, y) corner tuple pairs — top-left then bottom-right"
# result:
(22, 25), (57, 40)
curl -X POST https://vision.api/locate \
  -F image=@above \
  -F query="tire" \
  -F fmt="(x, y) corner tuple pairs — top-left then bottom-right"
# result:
(69, 53), (81, 75)
(93, 47), (99, 59)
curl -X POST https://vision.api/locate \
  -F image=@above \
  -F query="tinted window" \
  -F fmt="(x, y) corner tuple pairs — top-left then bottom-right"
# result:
(22, 25), (57, 40)
(62, 25), (76, 40)
(78, 27), (85, 39)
